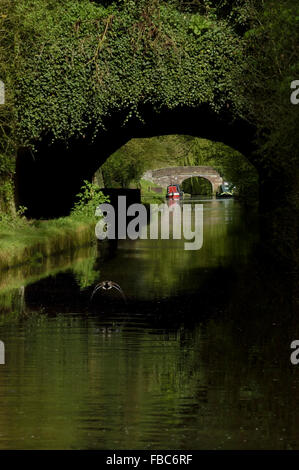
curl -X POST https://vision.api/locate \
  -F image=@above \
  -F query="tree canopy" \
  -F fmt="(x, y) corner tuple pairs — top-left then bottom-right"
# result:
(0, 0), (298, 215)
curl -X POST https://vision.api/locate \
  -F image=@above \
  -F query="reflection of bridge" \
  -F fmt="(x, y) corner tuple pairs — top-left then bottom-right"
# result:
(143, 166), (223, 194)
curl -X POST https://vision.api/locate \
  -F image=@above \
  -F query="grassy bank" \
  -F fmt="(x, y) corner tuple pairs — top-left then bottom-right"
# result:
(0, 216), (96, 271)
(139, 179), (165, 203)
(0, 181), (109, 270)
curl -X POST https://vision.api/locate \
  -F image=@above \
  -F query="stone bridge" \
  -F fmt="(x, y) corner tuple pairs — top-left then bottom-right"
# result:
(143, 166), (223, 194)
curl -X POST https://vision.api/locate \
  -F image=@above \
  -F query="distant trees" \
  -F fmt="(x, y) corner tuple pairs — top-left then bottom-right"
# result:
(234, 0), (299, 177)
(101, 135), (258, 199)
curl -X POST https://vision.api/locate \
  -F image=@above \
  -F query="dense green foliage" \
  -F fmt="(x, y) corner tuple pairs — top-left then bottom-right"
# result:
(180, 137), (258, 198)
(234, 0), (299, 255)
(70, 180), (109, 219)
(0, 0), (298, 236)
(0, 205), (27, 230)
(0, 1), (16, 213)
(236, 0), (299, 171)
(0, 0), (251, 215)
(182, 176), (213, 196)
(13, 0), (244, 145)
(101, 141), (146, 188)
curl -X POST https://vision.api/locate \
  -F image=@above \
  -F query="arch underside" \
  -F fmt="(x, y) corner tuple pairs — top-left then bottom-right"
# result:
(16, 105), (255, 218)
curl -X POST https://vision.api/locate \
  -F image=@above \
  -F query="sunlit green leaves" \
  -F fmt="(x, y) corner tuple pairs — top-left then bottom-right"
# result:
(71, 180), (109, 220)
(11, 0), (244, 146)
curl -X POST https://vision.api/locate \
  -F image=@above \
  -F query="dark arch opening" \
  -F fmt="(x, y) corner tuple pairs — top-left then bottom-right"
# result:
(15, 105), (257, 219)
(182, 176), (213, 196)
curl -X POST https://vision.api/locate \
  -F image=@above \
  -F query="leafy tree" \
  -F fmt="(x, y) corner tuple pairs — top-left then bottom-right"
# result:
(71, 180), (109, 219)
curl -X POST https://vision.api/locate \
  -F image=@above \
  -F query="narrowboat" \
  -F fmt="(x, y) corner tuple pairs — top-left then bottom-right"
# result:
(166, 184), (183, 199)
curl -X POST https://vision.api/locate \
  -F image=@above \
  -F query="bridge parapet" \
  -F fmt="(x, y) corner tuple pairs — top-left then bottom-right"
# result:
(142, 166), (223, 194)
(152, 166), (220, 177)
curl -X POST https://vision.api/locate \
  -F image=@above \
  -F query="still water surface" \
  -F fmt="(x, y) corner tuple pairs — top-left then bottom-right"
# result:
(0, 199), (298, 449)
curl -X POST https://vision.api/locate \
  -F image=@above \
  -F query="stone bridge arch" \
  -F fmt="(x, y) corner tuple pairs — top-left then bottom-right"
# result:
(143, 166), (224, 195)
(16, 100), (256, 218)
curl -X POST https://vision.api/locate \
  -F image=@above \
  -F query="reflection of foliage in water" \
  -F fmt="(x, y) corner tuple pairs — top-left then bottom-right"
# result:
(72, 245), (99, 290)
(0, 244), (99, 319)
(130, 201), (257, 299)
(0, 281), (295, 450)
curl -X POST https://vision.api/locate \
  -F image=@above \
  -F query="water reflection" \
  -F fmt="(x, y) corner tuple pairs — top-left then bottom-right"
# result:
(0, 199), (298, 450)
(95, 199), (258, 301)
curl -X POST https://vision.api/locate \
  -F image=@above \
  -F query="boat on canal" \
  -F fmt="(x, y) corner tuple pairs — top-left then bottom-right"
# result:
(166, 184), (183, 199)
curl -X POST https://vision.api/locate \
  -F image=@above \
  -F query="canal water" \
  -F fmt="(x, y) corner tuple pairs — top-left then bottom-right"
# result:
(0, 199), (298, 450)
